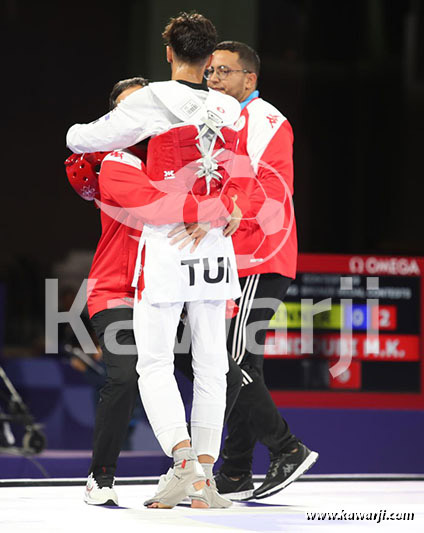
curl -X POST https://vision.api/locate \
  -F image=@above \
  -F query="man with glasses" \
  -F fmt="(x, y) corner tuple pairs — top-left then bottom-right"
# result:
(206, 42), (319, 500)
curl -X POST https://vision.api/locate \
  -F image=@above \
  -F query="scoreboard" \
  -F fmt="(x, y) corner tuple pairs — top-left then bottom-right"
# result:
(264, 254), (424, 409)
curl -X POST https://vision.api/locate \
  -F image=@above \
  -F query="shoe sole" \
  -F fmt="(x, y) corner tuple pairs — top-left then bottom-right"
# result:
(254, 451), (319, 500)
(84, 495), (118, 506)
(219, 489), (254, 501)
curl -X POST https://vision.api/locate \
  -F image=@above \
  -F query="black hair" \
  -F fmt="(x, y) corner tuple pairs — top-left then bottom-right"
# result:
(162, 12), (217, 64)
(215, 41), (260, 77)
(109, 76), (149, 110)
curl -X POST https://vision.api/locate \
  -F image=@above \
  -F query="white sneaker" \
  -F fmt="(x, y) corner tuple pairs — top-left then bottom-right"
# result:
(84, 473), (118, 506)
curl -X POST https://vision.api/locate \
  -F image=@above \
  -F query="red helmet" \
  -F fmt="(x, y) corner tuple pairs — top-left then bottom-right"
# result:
(64, 152), (109, 201)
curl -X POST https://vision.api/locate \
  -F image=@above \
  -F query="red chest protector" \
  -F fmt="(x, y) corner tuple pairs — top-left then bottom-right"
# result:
(146, 124), (238, 196)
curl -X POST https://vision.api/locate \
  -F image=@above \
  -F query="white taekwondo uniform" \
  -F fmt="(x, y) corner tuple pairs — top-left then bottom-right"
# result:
(67, 80), (242, 458)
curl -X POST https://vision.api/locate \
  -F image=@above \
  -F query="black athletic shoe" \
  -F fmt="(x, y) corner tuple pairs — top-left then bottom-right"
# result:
(214, 471), (254, 501)
(253, 442), (319, 499)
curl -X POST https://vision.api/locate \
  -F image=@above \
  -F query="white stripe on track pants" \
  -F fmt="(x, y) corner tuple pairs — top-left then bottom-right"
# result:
(134, 295), (228, 459)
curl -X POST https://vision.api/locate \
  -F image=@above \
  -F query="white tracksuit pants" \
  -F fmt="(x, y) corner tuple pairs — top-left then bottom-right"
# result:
(134, 295), (228, 460)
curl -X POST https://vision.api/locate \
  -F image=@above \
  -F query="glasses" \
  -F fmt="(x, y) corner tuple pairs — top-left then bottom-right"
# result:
(204, 65), (252, 81)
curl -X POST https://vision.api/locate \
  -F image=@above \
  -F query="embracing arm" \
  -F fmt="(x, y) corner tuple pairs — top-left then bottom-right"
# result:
(99, 156), (234, 225)
(66, 87), (158, 153)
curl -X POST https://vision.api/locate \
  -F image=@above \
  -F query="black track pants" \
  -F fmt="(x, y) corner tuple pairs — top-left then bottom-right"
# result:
(220, 273), (298, 477)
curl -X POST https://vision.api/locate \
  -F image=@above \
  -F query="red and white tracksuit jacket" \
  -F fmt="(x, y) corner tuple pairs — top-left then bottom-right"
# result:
(233, 97), (297, 279)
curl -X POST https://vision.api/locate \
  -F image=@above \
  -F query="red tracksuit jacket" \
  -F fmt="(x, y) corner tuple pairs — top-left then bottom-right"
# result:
(232, 97), (297, 279)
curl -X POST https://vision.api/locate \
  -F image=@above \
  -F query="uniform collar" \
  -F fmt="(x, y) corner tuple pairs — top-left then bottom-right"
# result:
(240, 90), (259, 110)
(176, 79), (208, 91)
